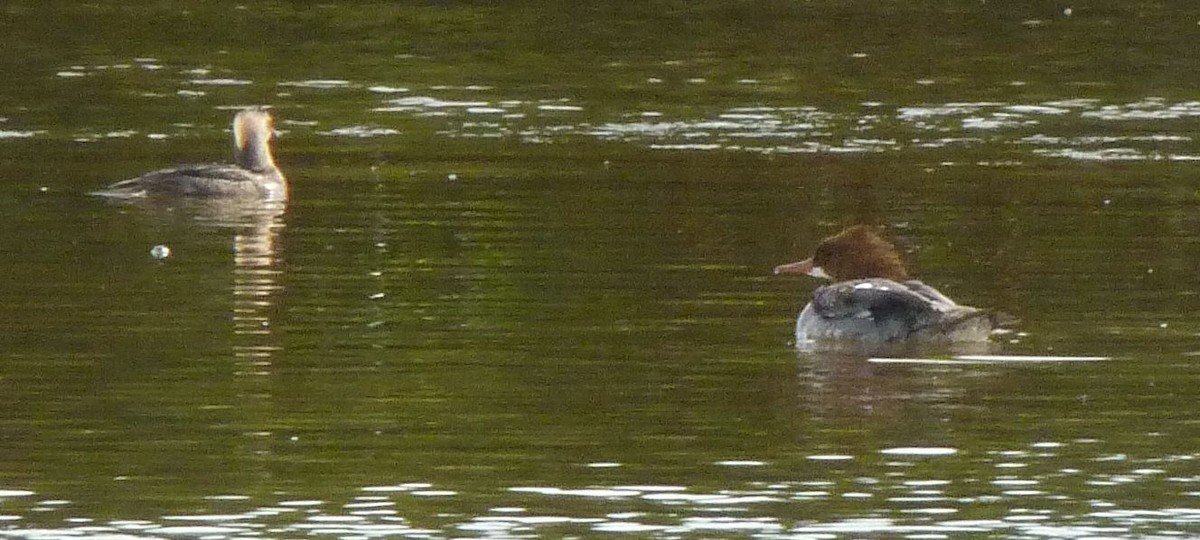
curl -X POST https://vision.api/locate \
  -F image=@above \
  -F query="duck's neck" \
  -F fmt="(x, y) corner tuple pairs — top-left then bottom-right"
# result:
(235, 131), (277, 172)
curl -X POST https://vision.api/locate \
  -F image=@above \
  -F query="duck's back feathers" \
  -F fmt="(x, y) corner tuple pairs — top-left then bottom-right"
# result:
(92, 163), (286, 200)
(798, 278), (997, 347)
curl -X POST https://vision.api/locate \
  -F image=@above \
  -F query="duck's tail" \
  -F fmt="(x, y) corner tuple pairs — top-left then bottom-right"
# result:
(985, 309), (1020, 329)
(912, 307), (1016, 342)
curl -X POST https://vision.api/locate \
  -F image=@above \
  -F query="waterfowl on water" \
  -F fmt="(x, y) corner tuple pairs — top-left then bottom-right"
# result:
(775, 225), (1010, 349)
(92, 108), (286, 202)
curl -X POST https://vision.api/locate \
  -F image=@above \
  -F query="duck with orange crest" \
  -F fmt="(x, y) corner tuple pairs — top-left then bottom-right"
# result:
(92, 108), (287, 202)
(775, 225), (1012, 349)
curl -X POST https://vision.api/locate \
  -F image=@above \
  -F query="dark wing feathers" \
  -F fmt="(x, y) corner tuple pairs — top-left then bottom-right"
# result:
(811, 280), (935, 321)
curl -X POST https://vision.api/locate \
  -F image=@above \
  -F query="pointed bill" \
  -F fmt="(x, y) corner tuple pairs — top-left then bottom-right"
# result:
(773, 258), (831, 280)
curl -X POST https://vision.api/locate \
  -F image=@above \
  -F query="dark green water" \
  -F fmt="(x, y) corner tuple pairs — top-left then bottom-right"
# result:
(1, 2), (1199, 538)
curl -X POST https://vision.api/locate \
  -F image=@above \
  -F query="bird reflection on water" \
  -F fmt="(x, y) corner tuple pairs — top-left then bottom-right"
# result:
(119, 197), (288, 373)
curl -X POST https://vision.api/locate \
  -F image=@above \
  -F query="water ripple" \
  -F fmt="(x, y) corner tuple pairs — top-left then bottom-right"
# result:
(2, 464), (1198, 540)
(18, 64), (1200, 161)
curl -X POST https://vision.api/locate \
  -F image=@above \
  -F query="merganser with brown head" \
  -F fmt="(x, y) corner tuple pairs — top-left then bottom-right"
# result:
(775, 225), (1008, 349)
(92, 108), (287, 202)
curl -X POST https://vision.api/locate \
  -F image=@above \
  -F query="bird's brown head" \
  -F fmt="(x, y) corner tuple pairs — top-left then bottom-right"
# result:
(774, 225), (909, 282)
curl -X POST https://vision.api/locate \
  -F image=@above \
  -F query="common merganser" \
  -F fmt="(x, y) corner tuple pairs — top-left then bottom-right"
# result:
(92, 108), (287, 202)
(775, 225), (1008, 349)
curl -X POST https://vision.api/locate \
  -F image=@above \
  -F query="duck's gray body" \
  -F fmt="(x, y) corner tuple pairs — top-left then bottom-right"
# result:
(93, 163), (286, 201)
(92, 108), (286, 202)
(795, 278), (995, 349)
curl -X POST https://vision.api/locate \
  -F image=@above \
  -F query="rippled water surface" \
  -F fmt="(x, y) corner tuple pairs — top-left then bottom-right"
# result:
(2, 2), (1200, 538)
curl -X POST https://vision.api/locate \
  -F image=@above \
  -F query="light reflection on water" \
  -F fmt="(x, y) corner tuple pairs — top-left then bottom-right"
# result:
(22, 58), (1200, 161)
(3, 446), (1199, 539)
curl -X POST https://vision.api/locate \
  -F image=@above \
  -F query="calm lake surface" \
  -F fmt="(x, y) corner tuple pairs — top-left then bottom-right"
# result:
(2, 2), (1199, 538)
